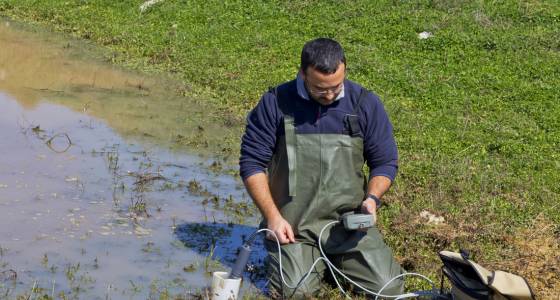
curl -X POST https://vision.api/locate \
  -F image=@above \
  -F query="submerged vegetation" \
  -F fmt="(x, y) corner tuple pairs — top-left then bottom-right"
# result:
(1, 0), (559, 297)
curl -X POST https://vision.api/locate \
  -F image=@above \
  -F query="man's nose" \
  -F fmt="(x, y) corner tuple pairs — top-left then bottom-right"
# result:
(324, 93), (336, 102)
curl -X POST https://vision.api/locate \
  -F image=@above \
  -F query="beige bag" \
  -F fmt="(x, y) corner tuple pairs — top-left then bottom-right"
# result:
(439, 250), (535, 300)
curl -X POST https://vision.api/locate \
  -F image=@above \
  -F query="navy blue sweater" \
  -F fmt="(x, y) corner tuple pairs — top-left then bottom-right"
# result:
(240, 78), (398, 181)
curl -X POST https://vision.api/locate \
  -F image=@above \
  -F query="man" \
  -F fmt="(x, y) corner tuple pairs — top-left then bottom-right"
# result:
(240, 38), (403, 298)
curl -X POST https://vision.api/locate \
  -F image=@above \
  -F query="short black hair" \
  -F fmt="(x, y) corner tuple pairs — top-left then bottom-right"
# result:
(300, 38), (346, 74)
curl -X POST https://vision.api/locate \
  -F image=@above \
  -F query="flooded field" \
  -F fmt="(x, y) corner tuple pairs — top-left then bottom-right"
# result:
(0, 21), (263, 299)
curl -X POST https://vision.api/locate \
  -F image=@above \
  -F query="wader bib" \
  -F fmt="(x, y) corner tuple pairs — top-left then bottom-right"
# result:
(264, 86), (403, 298)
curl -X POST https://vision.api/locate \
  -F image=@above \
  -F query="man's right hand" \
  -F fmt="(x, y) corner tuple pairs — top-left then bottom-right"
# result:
(266, 216), (296, 244)
(242, 173), (295, 244)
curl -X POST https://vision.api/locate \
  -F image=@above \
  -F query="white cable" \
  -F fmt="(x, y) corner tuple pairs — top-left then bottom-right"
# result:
(376, 272), (437, 300)
(317, 221), (436, 299)
(257, 228), (324, 291)
(317, 221), (351, 299)
(258, 227), (344, 295)
(258, 222), (438, 299)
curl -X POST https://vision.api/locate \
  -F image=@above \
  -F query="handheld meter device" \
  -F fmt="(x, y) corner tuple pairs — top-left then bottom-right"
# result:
(341, 212), (376, 231)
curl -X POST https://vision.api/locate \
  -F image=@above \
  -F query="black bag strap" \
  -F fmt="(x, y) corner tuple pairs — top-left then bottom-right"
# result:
(268, 85), (296, 118)
(353, 87), (368, 115)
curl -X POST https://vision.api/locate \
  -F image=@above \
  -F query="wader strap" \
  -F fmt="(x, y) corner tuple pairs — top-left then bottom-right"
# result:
(345, 88), (368, 137)
(269, 86), (297, 197)
(284, 115), (297, 197)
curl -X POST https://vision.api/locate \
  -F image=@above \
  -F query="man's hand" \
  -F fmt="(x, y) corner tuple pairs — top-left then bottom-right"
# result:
(359, 199), (378, 232)
(361, 198), (378, 215)
(360, 175), (392, 230)
(266, 216), (296, 244)
(243, 173), (296, 244)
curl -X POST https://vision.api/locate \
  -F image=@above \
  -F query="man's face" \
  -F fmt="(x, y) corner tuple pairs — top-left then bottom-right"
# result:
(301, 63), (346, 106)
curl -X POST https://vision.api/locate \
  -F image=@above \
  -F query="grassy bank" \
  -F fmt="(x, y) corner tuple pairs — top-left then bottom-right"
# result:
(1, 0), (559, 296)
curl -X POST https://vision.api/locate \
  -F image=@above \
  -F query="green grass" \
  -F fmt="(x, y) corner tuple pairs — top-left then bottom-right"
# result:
(1, 0), (559, 296)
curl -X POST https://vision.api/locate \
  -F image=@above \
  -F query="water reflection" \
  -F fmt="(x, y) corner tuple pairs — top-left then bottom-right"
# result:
(0, 20), (258, 299)
(0, 20), (241, 160)
(175, 222), (267, 290)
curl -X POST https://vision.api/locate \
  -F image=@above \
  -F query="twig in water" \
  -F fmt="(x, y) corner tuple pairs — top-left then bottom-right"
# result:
(161, 162), (189, 169)
(106, 283), (111, 300)
(26, 280), (37, 300)
(130, 172), (167, 186)
(46, 133), (72, 153)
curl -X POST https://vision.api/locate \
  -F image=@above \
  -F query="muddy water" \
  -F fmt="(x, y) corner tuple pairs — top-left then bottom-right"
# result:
(0, 21), (263, 299)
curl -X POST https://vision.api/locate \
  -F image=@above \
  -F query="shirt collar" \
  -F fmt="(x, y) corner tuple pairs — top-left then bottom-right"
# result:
(296, 72), (345, 101)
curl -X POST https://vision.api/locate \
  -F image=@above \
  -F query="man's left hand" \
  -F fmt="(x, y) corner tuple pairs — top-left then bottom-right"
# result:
(361, 198), (377, 215)
(359, 199), (377, 232)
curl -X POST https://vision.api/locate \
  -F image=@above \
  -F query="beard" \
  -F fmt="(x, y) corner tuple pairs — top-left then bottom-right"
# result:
(311, 94), (338, 106)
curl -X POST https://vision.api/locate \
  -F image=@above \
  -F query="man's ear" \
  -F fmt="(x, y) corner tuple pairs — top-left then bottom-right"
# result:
(299, 68), (306, 79)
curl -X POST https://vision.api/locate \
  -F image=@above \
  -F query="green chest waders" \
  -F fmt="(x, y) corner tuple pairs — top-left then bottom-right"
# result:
(264, 87), (404, 298)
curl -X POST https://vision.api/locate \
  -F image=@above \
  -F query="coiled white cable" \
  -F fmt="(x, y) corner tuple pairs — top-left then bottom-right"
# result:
(257, 221), (437, 299)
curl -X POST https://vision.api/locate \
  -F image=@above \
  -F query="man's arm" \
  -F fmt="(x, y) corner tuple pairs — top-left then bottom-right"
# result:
(240, 91), (295, 244)
(244, 173), (295, 244)
(360, 91), (399, 215)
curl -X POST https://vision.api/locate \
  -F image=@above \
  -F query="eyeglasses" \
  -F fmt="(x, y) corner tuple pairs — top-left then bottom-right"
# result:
(305, 82), (344, 96)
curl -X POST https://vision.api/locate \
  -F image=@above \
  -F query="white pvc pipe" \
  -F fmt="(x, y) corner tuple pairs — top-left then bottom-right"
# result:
(211, 271), (241, 300)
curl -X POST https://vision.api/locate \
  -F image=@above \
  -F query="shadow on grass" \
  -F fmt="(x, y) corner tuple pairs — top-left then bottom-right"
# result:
(174, 222), (268, 291)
